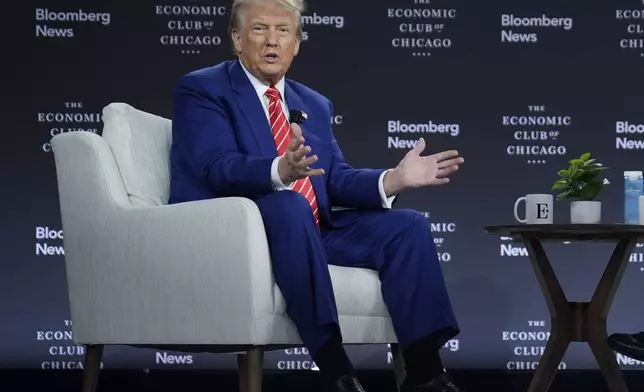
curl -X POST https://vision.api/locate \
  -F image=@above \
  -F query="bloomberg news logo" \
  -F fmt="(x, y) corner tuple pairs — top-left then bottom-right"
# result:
(156, 351), (194, 365)
(36, 226), (64, 256)
(387, 340), (459, 365)
(387, 120), (460, 149)
(35, 8), (111, 38)
(300, 11), (345, 42)
(616, 121), (644, 150)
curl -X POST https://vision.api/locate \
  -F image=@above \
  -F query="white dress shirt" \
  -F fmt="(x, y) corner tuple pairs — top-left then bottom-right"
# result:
(239, 61), (396, 209)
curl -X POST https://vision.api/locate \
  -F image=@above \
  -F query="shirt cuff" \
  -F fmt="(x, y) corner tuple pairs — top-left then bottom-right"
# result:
(378, 169), (397, 209)
(271, 157), (293, 190)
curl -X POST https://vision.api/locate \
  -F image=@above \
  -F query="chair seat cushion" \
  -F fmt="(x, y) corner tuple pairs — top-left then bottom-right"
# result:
(273, 265), (390, 318)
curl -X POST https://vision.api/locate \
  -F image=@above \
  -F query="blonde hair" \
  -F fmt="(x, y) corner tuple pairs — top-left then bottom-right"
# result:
(228, 0), (305, 54)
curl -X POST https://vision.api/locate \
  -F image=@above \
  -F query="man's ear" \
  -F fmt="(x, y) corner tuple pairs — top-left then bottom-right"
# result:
(232, 30), (242, 53)
(293, 37), (300, 57)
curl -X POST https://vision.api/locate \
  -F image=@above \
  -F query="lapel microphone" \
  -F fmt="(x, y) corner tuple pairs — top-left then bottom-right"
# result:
(289, 109), (306, 124)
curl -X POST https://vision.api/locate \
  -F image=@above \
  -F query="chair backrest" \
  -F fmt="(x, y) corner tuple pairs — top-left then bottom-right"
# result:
(100, 102), (173, 207)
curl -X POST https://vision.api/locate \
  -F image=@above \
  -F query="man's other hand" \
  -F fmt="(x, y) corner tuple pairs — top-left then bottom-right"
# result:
(383, 137), (464, 196)
(277, 123), (325, 184)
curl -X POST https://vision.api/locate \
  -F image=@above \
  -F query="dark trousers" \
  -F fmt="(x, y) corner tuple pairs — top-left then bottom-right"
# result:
(255, 190), (459, 356)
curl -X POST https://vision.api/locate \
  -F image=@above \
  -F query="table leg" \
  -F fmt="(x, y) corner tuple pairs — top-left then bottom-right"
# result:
(523, 238), (572, 392)
(586, 238), (636, 392)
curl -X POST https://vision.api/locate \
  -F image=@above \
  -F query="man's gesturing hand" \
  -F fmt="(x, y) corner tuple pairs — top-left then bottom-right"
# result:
(277, 123), (325, 184)
(383, 137), (464, 196)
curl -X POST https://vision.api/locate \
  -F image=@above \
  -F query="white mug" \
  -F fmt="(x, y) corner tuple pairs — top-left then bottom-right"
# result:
(514, 194), (554, 224)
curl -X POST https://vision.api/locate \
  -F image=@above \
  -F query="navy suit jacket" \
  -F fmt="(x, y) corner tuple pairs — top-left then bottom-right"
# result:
(169, 59), (389, 227)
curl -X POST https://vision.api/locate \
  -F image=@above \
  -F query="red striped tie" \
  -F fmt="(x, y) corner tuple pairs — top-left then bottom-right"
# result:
(265, 86), (319, 226)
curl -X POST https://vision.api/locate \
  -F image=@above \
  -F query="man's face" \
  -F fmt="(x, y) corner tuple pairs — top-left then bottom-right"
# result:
(232, 1), (301, 85)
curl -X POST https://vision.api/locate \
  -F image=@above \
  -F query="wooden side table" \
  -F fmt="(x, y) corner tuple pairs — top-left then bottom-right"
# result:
(484, 224), (644, 392)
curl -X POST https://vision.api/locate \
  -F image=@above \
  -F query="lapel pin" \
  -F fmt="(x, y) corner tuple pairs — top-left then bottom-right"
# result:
(289, 110), (307, 123)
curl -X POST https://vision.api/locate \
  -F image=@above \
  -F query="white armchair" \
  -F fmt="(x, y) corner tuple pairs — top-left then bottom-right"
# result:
(51, 102), (404, 392)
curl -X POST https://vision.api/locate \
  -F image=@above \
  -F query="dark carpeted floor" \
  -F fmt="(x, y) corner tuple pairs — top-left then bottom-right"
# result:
(3, 369), (643, 391)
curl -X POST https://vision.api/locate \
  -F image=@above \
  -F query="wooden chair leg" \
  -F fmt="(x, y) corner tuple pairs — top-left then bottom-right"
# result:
(82, 344), (104, 392)
(237, 346), (264, 392)
(390, 343), (406, 391)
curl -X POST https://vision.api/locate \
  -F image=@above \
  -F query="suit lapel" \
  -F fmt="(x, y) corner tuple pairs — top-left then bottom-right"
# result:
(228, 60), (277, 157)
(228, 62), (327, 208)
(285, 82), (321, 146)
(284, 82), (310, 122)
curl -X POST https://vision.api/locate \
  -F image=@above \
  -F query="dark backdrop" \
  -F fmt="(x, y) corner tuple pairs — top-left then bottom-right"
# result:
(5, 0), (644, 373)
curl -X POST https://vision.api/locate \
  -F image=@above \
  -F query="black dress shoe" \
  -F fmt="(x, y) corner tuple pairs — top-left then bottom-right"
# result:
(325, 375), (367, 392)
(608, 332), (644, 361)
(400, 372), (461, 392)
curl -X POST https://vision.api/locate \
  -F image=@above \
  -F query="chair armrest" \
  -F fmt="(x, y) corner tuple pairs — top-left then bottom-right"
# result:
(65, 197), (276, 344)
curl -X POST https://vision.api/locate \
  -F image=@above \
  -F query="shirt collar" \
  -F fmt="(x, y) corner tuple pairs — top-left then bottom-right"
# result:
(239, 59), (286, 100)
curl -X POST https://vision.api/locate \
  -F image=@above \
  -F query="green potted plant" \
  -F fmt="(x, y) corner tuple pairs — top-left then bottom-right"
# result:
(551, 153), (609, 224)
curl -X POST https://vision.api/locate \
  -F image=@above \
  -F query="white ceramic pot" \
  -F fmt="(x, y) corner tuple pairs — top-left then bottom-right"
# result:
(570, 201), (601, 224)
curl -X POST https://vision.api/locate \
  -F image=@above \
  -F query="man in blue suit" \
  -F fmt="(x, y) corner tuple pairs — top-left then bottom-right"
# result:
(170, 0), (464, 391)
